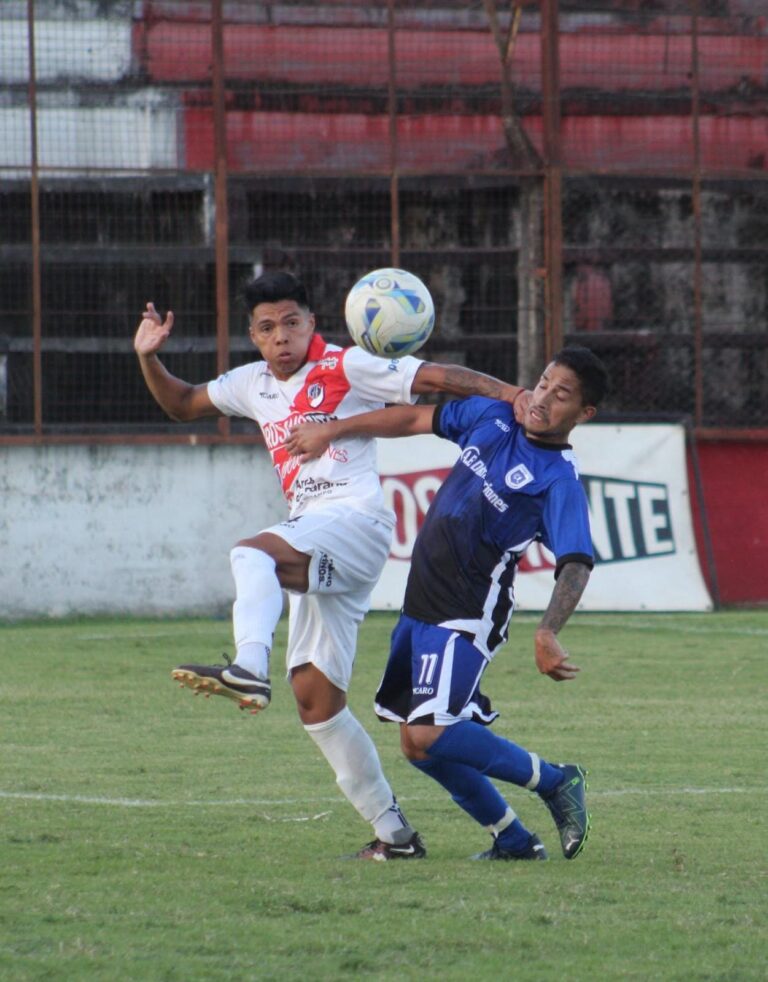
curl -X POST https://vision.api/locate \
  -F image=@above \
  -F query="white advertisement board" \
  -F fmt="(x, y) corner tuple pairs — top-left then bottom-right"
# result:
(372, 424), (712, 612)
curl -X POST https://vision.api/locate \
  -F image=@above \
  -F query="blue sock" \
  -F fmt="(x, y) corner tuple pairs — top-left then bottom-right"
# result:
(412, 758), (532, 852)
(411, 757), (508, 826)
(495, 819), (534, 853)
(427, 720), (564, 795)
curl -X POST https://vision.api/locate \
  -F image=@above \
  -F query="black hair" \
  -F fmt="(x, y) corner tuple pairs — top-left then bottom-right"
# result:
(244, 271), (311, 312)
(552, 345), (609, 407)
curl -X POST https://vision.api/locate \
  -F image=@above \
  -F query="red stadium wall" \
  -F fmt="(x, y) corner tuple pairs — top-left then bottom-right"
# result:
(133, 18), (768, 176)
(689, 440), (768, 606)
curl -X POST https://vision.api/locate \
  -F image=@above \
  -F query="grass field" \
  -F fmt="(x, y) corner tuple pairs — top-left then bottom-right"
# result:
(1, 610), (766, 981)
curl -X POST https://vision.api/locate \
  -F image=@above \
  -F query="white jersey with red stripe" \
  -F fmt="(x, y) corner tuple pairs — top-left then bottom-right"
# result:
(207, 334), (421, 521)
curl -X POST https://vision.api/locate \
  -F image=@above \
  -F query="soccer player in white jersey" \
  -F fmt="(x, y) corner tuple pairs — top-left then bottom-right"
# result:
(133, 270), (525, 860)
(286, 346), (608, 861)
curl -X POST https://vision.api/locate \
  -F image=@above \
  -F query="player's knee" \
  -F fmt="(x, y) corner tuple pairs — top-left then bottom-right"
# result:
(229, 543), (274, 572)
(291, 665), (346, 724)
(399, 726), (432, 761)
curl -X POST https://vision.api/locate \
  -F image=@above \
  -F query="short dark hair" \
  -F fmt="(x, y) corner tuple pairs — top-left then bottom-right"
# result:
(244, 271), (311, 312)
(552, 345), (609, 407)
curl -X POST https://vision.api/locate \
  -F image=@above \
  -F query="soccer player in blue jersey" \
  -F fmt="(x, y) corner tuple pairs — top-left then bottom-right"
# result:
(286, 345), (608, 861)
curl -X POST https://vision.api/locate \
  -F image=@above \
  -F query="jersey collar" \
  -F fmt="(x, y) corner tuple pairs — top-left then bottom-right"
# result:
(523, 432), (572, 452)
(306, 333), (328, 361)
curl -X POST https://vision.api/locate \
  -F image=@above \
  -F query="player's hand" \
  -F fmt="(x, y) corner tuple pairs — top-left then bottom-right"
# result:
(134, 302), (174, 356)
(285, 421), (333, 462)
(513, 389), (533, 425)
(534, 628), (580, 681)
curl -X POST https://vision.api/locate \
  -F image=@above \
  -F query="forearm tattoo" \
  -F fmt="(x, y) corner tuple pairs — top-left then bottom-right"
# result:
(539, 563), (591, 634)
(438, 364), (513, 400)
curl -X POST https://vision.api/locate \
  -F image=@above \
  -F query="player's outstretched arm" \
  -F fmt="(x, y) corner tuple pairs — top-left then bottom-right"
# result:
(412, 361), (523, 405)
(534, 562), (591, 681)
(134, 302), (219, 422)
(286, 404), (436, 461)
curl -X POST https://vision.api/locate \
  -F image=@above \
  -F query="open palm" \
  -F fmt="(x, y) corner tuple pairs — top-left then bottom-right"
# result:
(134, 302), (175, 356)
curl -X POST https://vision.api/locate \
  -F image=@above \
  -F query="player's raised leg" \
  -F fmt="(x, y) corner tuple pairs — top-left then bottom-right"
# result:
(172, 531), (305, 712)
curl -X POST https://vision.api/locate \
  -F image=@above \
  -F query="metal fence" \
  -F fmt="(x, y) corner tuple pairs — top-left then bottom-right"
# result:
(1, 0), (766, 441)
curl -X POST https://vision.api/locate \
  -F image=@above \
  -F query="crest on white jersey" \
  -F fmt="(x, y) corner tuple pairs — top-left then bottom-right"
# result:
(505, 463), (534, 490)
(307, 383), (325, 408)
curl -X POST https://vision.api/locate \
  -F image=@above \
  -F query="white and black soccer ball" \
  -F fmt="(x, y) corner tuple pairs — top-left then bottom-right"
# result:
(344, 268), (435, 358)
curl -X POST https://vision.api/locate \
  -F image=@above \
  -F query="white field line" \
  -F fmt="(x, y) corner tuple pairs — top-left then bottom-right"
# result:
(72, 619), (768, 644)
(0, 786), (765, 810)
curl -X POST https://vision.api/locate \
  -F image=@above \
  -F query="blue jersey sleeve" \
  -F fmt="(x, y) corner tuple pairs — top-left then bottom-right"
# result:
(541, 478), (594, 573)
(433, 397), (511, 446)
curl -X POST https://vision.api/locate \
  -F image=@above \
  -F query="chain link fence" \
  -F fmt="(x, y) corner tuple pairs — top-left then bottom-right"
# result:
(1, 0), (766, 437)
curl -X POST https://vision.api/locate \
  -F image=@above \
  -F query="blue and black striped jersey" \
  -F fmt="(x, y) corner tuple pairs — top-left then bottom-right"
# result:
(402, 396), (593, 657)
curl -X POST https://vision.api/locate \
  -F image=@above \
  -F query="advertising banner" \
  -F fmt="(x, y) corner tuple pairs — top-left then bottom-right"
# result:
(372, 424), (712, 612)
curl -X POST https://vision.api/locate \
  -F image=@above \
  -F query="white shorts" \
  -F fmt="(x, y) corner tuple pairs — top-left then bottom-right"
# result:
(265, 504), (393, 691)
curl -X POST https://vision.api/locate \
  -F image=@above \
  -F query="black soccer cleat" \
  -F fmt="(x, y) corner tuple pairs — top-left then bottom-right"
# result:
(171, 655), (270, 713)
(541, 763), (590, 859)
(352, 831), (427, 862)
(471, 832), (549, 861)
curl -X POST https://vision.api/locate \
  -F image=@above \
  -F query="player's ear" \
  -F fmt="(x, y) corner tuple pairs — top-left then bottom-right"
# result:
(578, 405), (597, 424)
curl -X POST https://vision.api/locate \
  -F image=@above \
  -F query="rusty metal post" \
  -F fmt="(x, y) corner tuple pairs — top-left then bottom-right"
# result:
(691, 0), (704, 426)
(27, 0), (42, 435)
(212, 0), (230, 436)
(541, 0), (563, 361)
(387, 0), (400, 267)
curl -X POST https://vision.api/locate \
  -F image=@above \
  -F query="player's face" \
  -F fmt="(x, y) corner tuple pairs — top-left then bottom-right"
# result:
(523, 362), (596, 442)
(248, 300), (316, 380)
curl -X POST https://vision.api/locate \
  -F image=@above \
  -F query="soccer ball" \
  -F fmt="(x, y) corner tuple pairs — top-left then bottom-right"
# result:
(344, 268), (435, 358)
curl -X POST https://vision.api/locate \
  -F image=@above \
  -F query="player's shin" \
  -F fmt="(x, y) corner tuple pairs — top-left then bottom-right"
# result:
(411, 757), (532, 852)
(304, 707), (414, 844)
(230, 546), (282, 678)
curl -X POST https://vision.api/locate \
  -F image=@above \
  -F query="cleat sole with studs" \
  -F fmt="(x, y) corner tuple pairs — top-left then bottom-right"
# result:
(171, 668), (269, 712)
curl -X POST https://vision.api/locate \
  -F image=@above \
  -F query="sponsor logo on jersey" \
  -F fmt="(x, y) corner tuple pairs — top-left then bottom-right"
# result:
(262, 412), (329, 450)
(278, 517), (304, 529)
(387, 359), (400, 372)
(482, 483), (508, 513)
(459, 446), (508, 513)
(259, 391), (279, 399)
(293, 475), (346, 498)
(505, 463), (534, 489)
(460, 445), (488, 478)
(494, 418), (511, 432)
(413, 686), (435, 695)
(274, 454), (300, 485)
(318, 356), (340, 371)
(317, 552), (335, 588)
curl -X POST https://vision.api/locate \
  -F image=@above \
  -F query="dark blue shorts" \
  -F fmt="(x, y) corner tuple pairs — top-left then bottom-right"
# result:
(374, 614), (499, 726)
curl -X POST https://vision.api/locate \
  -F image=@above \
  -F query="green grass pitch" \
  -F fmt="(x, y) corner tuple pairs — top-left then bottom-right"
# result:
(1, 610), (766, 980)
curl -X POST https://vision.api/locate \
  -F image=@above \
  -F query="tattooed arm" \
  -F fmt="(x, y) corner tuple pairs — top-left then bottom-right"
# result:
(412, 361), (524, 405)
(534, 562), (592, 681)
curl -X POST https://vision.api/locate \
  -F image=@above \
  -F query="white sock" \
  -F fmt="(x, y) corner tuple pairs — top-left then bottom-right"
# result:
(235, 642), (271, 680)
(304, 707), (413, 843)
(230, 546), (283, 679)
(488, 806), (516, 837)
(525, 752), (541, 790)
